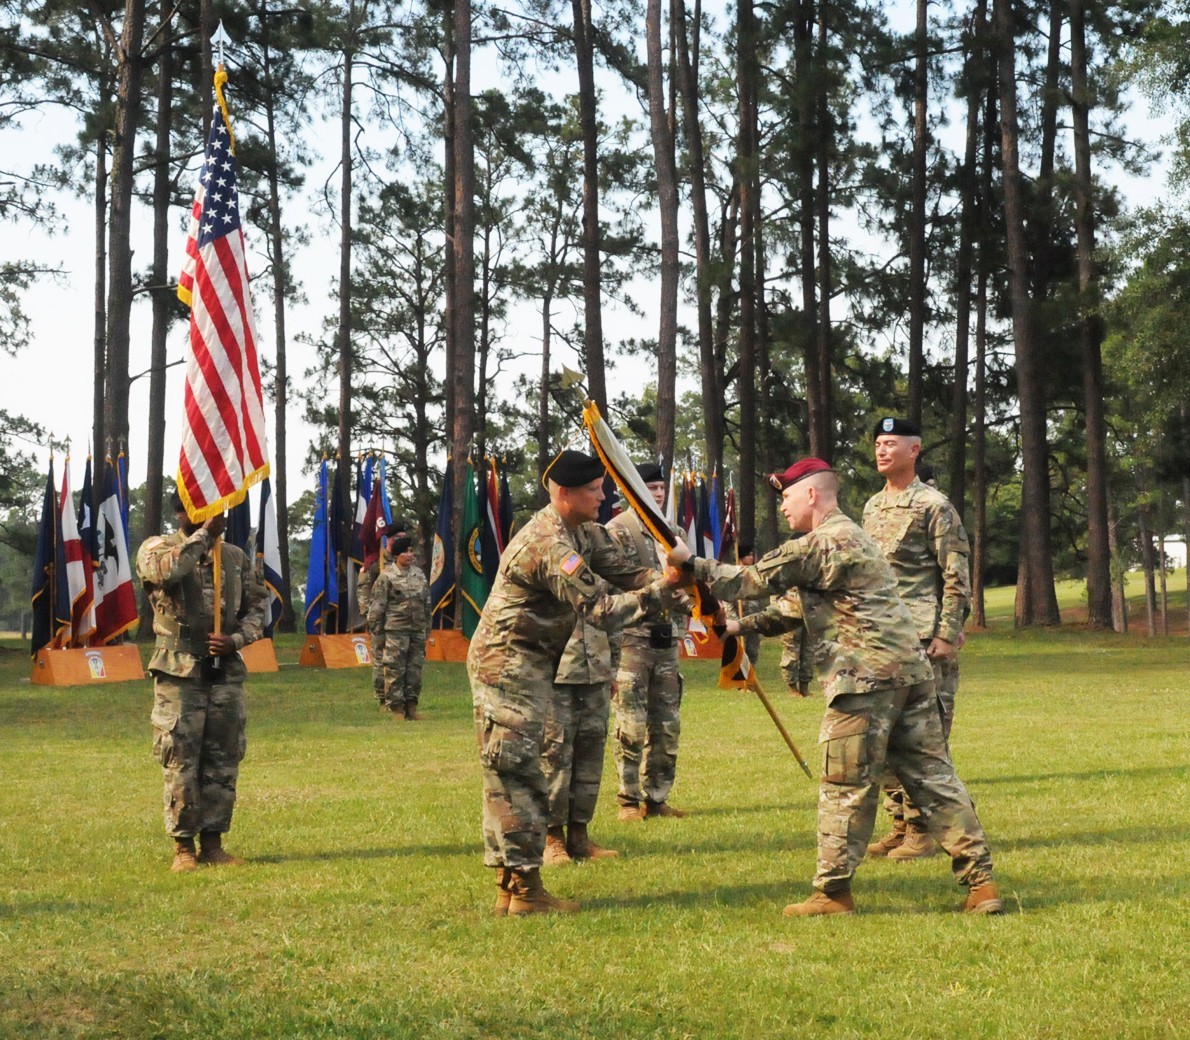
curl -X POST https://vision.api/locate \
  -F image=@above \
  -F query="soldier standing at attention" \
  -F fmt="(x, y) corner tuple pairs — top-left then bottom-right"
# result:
(367, 534), (430, 720)
(542, 617), (619, 865)
(669, 459), (1001, 917)
(863, 418), (971, 860)
(607, 463), (689, 821)
(137, 492), (266, 873)
(468, 449), (684, 916)
(359, 518), (409, 708)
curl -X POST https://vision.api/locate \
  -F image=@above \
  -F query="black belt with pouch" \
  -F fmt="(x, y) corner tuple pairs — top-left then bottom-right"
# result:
(649, 623), (674, 649)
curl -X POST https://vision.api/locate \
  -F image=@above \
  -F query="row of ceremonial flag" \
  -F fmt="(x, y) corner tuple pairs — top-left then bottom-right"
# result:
(30, 454), (138, 655)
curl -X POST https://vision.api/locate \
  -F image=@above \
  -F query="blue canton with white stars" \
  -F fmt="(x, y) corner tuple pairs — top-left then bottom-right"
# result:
(197, 100), (242, 248)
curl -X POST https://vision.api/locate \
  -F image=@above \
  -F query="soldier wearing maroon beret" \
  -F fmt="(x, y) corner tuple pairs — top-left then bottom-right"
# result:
(665, 457), (1001, 917)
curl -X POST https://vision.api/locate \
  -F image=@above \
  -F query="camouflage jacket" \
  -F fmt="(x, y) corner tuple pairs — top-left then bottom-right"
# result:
(136, 528), (266, 680)
(736, 589), (804, 638)
(605, 510), (688, 643)
(554, 617), (615, 685)
(693, 509), (932, 700)
(862, 477), (970, 644)
(467, 504), (664, 688)
(367, 560), (430, 635)
(357, 559), (381, 618)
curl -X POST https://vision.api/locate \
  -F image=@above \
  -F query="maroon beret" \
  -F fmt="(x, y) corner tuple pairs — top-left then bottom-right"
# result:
(767, 457), (833, 492)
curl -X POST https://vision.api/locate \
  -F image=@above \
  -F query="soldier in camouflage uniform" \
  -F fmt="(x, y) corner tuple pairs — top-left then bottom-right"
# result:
(670, 458), (1001, 917)
(735, 587), (815, 698)
(607, 463), (689, 821)
(468, 450), (685, 916)
(367, 534), (430, 720)
(358, 518), (409, 706)
(137, 493), (267, 873)
(735, 546), (767, 668)
(863, 418), (971, 860)
(542, 617), (618, 865)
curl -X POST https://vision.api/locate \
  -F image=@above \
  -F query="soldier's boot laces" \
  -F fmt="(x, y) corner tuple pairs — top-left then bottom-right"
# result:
(543, 827), (573, 867)
(170, 837), (198, 873)
(404, 702), (420, 722)
(566, 823), (618, 861)
(783, 887), (856, 918)
(507, 868), (580, 916)
(644, 800), (687, 819)
(493, 868), (513, 917)
(866, 818), (908, 857)
(963, 882), (1004, 915)
(617, 803), (646, 822)
(886, 827), (939, 860)
(197, 831), (245, 867)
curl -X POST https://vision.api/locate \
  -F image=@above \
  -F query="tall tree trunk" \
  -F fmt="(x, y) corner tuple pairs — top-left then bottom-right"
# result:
(1137, 479), (1156, 637)
(92, 132), (108, 468)
(572, 0), (607, 413)
(814, 4), (833, 462)
(1069, 0), (1111, 628)
(673, 0), (723, 479)
(737, 0), (759, 544)
(1108, 492), (1127, 632)
(443, 4), (457, 446)
(451, 0), (476, 614)
(104, 0), (148, 460)
(647, 0), (679, 473)
(995, 0), (1060, 627)
(971, 259), (989, 628)
(907, 0), (928, 425)
(337, 45), (354, 490)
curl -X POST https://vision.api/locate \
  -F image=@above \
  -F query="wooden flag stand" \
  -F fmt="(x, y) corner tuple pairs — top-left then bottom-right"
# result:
(31, 645), (145, 686)
(299, 633), (373, 669)
(425, 629), (469, 663)
(240, 638), (279, 672)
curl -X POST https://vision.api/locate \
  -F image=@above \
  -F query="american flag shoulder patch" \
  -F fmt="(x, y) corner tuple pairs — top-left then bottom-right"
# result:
(560, 552), (584, 575)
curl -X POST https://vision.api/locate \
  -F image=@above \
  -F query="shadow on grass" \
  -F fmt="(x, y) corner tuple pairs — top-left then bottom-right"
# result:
(967, 765), (1190, 786)
(253, 841), (475, 865)
(995, 824), (1190, 852)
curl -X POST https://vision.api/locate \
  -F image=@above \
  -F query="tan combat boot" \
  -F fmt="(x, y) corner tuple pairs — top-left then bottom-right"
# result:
(963, 882), (1004, 915)
(566, 823), (618, 861)
(866, 818), (907, 857)
(170, 837), (198, 873)
(618, 803), (645, 822)
(644, 800), (687, 819)
(197, 831), (245, 867)
(783, 886), (856, 917)
(887, 826), (939, 860)
(404, 702), (420, 721)
(543, 826), (572, 866)
(507, 868), (580, 915)
(493, 868), (513, 917)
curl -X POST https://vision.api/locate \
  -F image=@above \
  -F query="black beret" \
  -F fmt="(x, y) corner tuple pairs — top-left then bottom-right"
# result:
(388, 535), (413, 555)
(385, 519), (409, 538)
(635, 462), (664, 484)
(542, 449), (606, 489)
(873, 416), (922, 439)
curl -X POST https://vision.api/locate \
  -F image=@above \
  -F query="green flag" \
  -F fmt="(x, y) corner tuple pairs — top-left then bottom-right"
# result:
(460, 460), (487, 637)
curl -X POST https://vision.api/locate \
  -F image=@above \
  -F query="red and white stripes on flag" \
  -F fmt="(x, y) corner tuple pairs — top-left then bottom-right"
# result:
(59, 458), (91, 647)
(176, 67), (269, 521)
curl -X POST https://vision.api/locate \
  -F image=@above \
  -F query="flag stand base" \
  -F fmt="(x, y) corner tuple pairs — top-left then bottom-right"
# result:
(299, 633), (373, 669)
(31, 645), (145, 686)
(425, 630), (469, 663)
(240, 638), (279, 672)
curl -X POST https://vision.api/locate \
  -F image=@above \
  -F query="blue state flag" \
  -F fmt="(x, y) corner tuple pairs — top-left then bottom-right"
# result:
(304, 460), (339, 634)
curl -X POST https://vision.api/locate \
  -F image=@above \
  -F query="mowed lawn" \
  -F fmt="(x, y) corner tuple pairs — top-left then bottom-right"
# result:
(1, 578), (1187, 1039)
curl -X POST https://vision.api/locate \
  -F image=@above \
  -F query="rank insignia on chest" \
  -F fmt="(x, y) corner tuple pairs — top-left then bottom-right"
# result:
(561, 552), (584, 575)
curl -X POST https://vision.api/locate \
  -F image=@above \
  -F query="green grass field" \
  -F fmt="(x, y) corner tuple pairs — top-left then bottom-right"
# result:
(2, 578), (1187, 1039)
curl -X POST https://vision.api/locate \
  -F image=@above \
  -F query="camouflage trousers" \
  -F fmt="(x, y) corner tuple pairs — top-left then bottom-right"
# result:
(815, 679), (994, 893)
(779, 628), (814, 698)
(471, 678), (550, 869)
(150, 673), (247, 838)
(612, 641), (682, 807)
(543, 682), (611, 827)
(380, 630), (426, 708)
(370, 632), (386, 700)
(879, 651), (958, 827)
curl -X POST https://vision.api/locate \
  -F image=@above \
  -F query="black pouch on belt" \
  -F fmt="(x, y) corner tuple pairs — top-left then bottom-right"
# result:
(649, 623), (674, 649)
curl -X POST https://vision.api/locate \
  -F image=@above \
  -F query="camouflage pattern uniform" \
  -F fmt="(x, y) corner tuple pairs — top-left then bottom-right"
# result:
(357, 559), (385, 701)
(863, 477), (970, 828)
(137, 528), (266, 840)
(737, 590), (814, 697)
(693, 508), (995, 895)
(545, 619), (615, 827)
(367, 559), (430, 713)
(605, 510), (687, 810)
(468, 505), (671, 870)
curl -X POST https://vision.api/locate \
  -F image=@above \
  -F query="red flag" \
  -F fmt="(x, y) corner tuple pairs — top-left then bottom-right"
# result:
(360, 480), (385, 569)
(176, 68), (269, 521)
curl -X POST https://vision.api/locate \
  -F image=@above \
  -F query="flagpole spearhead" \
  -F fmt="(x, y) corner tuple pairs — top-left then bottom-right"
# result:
(212, 21), (232, 68)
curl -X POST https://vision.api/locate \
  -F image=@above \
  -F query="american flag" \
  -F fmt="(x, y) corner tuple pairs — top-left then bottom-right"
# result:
(176, 68), (269, 521)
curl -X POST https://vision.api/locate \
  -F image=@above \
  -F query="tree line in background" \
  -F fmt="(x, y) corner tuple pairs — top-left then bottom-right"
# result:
(1, 0), (1188, 636)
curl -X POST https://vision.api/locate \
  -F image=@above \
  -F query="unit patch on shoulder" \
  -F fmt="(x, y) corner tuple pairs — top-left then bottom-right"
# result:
(560, 552), (584, 575)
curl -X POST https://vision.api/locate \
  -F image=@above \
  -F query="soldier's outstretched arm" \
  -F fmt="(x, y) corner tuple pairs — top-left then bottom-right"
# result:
(543, 542), (679, 633)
